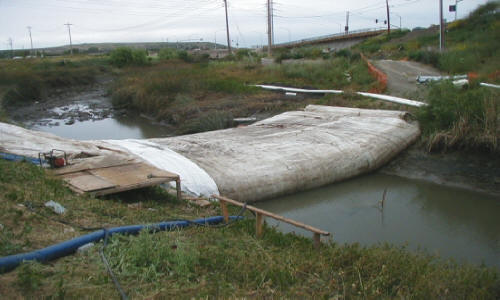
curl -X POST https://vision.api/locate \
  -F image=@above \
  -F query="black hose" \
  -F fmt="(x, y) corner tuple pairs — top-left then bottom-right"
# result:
(99, 229), (128, 300)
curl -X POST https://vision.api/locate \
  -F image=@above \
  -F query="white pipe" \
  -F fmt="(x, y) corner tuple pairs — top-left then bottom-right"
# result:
(255, 84), (427, 107)
(356, 92), (427, 107)
(480, 82), (500, 89)
(254, 84), (343, 94)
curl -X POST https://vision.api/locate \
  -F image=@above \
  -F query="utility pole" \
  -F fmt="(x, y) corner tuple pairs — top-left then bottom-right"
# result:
(345, 11), (349, 34)
(8, 38), (13, 58)
(386, 0), (391, 34)
(64, 23), (73, 55)
(439, 0), (445, 51)
(271, 0), (275, 45)
(223, 0), (232, 54)
(267, 0), (272, 56)
(27, 26), (34, 57)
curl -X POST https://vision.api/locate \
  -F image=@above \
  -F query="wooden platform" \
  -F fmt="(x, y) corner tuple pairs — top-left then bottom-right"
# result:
(54, 161), (181, 198)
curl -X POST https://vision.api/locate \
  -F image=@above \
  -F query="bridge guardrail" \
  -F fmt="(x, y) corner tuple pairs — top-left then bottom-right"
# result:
(273, 27), (387, 48)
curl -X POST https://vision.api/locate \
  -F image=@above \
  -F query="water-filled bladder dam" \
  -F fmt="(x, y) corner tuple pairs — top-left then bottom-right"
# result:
(0, 105), (420, 202)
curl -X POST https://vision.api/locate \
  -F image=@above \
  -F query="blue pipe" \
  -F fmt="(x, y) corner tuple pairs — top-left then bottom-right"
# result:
(0, 216), (241, 273)
(0, 152), (41, 165)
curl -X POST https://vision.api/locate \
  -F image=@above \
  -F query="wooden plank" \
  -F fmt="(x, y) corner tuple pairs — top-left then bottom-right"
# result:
(213, 195), (330, 236)
(90, 163), (177, 187)
(63, 173), (116, 192)
(256, 212), (264, 238)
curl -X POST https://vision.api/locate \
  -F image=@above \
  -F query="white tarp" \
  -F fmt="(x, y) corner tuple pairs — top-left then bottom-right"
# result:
(103, 139), (219, 197)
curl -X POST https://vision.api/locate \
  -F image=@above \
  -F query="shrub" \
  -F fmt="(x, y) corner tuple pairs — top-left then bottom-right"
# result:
(158, 48), (178, 60)
(417, 82), (498, 152)
(181, 110), (234, 134)
(2, 76), (43, 106)
(110, 47), (148, 67)
(177, 50), (192, 63)
(336, 49), (352, 58)
(408, 50), (440, 68)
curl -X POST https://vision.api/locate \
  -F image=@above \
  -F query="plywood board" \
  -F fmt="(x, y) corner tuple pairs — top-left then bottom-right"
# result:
(63, 173), (116, 192)
(90, 163), (177, 187)
(56, 162), (180, 197)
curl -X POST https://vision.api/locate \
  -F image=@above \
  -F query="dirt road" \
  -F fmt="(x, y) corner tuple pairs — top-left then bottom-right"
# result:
(373, 59), (441, 98)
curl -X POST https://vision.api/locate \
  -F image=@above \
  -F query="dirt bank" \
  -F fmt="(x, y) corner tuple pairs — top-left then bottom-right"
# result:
(5, 80), (118, 128)
(381, 144), (500, 197)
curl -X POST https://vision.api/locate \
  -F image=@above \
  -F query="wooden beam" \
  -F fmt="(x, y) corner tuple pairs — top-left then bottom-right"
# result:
(176, 178), (182, 201)
(212, 195), (330, 236)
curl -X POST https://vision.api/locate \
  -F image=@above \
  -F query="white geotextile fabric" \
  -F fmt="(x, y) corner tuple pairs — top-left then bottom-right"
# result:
(0, 122), (102, 157)
(150, 105), (420, 202)
(103, 139), (219, 197)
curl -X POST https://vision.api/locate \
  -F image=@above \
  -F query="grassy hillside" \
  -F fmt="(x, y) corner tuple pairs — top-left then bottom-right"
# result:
(358, 2), (500, 78)
(0, 159), (498, 298)
(357, 3), (499, 153)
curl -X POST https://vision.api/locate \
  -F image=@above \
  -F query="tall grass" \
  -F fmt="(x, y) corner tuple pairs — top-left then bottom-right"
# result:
(0, 58), (108, 107)
(0, 160), (499, 298)
(111, 57), (375, 133)
(417, 82), (499, 152)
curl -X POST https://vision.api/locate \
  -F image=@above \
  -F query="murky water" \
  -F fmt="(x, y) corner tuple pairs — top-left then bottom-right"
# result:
(26, 91), (172, 140)
(257, 173), (500, 268)
(24, 91), (500, 268)
(32, 114), (172, 140)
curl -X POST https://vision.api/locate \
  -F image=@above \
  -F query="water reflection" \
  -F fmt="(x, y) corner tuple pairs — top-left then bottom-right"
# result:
(32, 112), (172, 140)
(257, 173), (500, 268)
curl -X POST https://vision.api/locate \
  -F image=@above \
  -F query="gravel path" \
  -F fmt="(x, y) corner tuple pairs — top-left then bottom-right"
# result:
(373, 59), (441, 98)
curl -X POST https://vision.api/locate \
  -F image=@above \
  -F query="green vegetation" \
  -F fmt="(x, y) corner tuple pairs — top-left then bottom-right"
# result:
(111, 55), (377, 134)
(356, 3), (500, 153)
(417, 82), (499, 153)
(0, 159), (498, 298)
(109, 47), (148, 67)
(358, 2), (500, 77)
(0, 57), (109, 108)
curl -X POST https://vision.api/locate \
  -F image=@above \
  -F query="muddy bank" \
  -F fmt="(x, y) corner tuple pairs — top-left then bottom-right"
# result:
(381, 144), (500, 197)
(5, 81), (117, 127)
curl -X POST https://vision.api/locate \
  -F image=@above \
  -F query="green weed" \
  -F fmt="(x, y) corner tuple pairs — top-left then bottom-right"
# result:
(417, 82), (499, 152)
(16, 261), (45, 291)
(0, 159), (499, 298)
(109, 47), (148, 67)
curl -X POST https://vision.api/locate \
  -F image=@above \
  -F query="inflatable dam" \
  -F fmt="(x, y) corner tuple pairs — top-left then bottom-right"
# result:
(0, 105), (420, 202)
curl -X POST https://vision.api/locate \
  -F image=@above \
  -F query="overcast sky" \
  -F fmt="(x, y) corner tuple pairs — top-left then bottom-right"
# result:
(0, 0), (491, 50)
